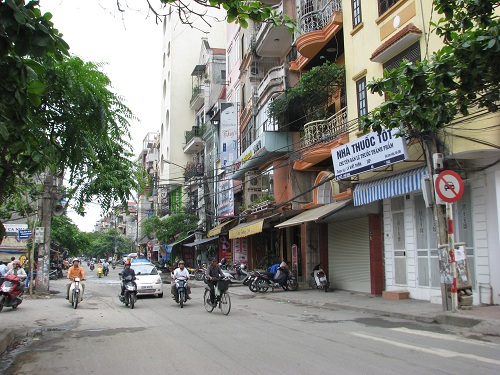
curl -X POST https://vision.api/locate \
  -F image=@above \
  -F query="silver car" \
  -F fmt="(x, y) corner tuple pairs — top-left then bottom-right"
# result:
(133, 263), (163, 298)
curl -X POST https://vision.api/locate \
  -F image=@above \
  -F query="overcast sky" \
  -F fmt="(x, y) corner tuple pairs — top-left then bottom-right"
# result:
(41, 0), (163, 231)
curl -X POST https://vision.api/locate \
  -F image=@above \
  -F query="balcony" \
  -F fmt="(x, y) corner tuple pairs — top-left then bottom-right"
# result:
(257, 65), (285, 99)
(232, 131), (293, 180)
(183, 126), (205, 154)
(184, 163), (204, 182)
(254, 2), (291, 58)
(296, 0), (343, 59)
(190, 85), (205, 110)
(302, 107), (348, 147)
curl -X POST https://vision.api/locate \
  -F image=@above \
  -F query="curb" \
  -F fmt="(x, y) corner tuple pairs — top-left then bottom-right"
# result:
(0, 330), (15, 355)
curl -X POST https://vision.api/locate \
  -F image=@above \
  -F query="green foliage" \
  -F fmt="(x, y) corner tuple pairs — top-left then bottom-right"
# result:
(362, 0), (500, 139)
(268, 62), (345, 130)
(142, 213), (198, 244)
(51, 215), (91, 257)
(88, 229), (135, 258)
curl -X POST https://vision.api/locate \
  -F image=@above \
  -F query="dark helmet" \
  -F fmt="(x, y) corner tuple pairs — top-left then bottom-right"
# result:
(209, 257), (217, 262)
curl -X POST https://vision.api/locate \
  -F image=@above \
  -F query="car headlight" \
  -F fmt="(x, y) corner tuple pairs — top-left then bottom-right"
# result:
(155, 277), (162, 284)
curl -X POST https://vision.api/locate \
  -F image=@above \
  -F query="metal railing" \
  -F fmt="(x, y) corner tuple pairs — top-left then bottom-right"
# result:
(302, 106), (348, 147)
(298, 0), (342, 34)
(184, 163), (204, 181)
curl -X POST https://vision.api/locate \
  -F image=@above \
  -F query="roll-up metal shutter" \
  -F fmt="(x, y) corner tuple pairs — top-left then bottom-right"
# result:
(328, 217), (370, 293)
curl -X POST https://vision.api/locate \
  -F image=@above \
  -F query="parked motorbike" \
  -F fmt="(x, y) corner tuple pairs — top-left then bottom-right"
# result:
(225, 263), (249, 283)
(97, 266), (103, 278)
(193, 264), (207, 281)
(68, 277), (84, 309)
(119, 274), (137, 309)
(311, 263), (330, 292)
(252, 266), (298, 292)
(173, 276), (189, 308)
(0, 275), (25, 312)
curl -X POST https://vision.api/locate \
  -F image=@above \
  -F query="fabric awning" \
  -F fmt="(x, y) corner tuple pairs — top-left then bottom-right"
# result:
(275, 199), (353, 228)
(353, 166), (428, 206)
(183, 236), (219, 247)
(164, 233), (195, 251)
(229, 214), (280, 239)
(206, 220), (234, 238)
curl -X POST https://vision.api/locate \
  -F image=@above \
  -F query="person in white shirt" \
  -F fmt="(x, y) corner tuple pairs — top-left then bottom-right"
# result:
(0, 261), (7, 276)
(6, 257), (16, 271)
(5, 260), (27, 293)
(170, 261), (191, 299)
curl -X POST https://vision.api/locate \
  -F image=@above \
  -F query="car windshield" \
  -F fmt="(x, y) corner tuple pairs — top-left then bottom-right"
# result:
(134, 264), (157, 276)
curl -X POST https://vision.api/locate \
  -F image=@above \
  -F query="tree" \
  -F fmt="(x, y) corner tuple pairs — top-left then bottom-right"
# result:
(143, 213), (198, 245)
(0, 1), (143, 242)
(51, 215), (91, 257)
(89, 229), (135, 259)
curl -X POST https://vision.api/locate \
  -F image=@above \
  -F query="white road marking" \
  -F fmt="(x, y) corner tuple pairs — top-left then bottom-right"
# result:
(352, 332), (500, 366)
(390, 327), (500, 348)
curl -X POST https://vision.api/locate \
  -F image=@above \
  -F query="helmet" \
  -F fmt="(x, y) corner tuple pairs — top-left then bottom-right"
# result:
(220, 258), (226, 265)
(178, 260), (185, 265)
(73, 258), (79, 263)
(13, 260), (21, 266)
(209, 257), (217, 262)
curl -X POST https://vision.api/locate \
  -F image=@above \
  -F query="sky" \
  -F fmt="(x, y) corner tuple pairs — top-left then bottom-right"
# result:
(40, 0), (164, 232)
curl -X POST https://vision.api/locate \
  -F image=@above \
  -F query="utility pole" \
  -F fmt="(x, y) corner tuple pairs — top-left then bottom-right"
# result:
(36, 172), (53, 294)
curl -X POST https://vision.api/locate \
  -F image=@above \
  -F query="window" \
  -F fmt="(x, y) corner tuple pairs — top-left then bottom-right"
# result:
(352, 0), (362, 28)
(227, 44), (232, 73)
(356, 76), (367, 126)
(383, 41), (421, 72)
(221, 70), (226, 81)
(240, 34), (245, 60)
(378, 0), (401, 16)
(317, 177), (333, 204)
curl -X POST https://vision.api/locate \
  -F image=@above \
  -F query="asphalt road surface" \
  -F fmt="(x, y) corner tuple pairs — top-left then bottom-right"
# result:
(1, 266), (499, 375)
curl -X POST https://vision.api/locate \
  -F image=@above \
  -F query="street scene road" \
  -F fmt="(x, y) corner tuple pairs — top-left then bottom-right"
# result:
(1, 267), (499, 375)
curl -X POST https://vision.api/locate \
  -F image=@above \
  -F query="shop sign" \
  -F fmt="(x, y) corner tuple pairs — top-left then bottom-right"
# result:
(331, 128), (408, 179)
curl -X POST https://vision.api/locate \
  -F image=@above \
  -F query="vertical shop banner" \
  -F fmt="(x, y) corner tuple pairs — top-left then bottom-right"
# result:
(219, 235), (232, 264)
(233, 238), (248, 264)
(220, 103), (238, 170)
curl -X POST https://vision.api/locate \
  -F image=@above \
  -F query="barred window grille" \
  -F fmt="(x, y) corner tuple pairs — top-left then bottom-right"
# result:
(378, 0), (401, 16)
(383, 41), (421, 72)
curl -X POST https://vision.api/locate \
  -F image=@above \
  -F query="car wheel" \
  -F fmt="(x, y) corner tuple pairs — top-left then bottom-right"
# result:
(157, 293), (163, 298)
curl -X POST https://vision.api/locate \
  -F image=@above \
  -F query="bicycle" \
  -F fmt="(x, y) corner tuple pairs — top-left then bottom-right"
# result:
(204, 278), (231, 315)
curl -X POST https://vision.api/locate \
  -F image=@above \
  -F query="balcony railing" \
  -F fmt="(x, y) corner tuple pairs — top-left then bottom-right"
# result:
(302, 106), (348, 147)
(257, 65), (285, 98)
(298, 0), (342, 34)
(184, 125), (204, 144)
(184, 163), (204, 181)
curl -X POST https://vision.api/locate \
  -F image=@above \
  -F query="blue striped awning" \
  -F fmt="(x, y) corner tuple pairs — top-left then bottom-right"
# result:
(353, 166), (428, 206)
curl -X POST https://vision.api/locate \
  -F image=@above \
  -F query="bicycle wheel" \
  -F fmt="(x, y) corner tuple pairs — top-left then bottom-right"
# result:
(203, 289), (214, 313)
(219, 291), (231, 315)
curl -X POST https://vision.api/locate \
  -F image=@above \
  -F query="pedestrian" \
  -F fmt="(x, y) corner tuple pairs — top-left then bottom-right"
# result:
(0, 260), (7, 276)
(7, 257), (16, 271)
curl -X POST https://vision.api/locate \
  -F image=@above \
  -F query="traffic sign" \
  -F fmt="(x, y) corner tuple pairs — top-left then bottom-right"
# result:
(18, 229), (32, 239)
(435, 170), (464, 203)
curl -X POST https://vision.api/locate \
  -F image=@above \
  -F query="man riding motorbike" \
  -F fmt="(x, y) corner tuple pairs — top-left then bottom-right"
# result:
(170, 260), (191, 299)
(66, 259), (86, 299)
(206, 258), (226, 306)
(119, 262), (136, 302)
(103, 260), (110, 275)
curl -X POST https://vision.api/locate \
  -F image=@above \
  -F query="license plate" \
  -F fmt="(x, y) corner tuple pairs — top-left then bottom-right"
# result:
(141, 286), (154, 290)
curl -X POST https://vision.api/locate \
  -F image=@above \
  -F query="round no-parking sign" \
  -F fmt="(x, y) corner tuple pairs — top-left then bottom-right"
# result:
(435, 170), (464, 203)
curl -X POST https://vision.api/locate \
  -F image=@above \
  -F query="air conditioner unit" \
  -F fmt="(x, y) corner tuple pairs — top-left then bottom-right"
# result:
(245, 171), (263, 191)
(244, 190), (263, 206)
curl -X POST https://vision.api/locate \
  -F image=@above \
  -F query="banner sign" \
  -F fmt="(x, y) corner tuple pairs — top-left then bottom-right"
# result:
(331, 128), (408, 179)
(4, 224), (28, 234)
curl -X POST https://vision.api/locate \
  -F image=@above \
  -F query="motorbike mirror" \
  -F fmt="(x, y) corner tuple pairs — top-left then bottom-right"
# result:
(118, 273), (122, 276)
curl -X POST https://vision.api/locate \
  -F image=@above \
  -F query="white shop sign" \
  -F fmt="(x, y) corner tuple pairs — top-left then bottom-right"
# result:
(4, 223), (28, 234)
(331, 128), (408, 179)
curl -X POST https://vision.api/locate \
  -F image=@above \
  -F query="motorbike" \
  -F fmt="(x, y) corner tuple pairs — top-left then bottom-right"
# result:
(112, 263), (116, 270)
(223, 263), (249, 283)
(90, 263), (95, 271)
(173, 276), (189, 308)
(103, 266), (109, 276)
(68, 277), (84, 309)
(0, 275), (25, 312)
(252, 267), (298, 293)
(119, 274), (137, 309)
(193, 263), (207, 281)
(97, 266), (103, 278)
(311, 263), (329, 292)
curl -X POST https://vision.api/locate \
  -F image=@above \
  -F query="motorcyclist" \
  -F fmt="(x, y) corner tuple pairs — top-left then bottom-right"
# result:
(5, 260), (27, 295)
(206, 258), (226, 305)
(66, 259), (86, 299)
(103, 260), (110, 275)
(274, 260), (290, 287)
(170, 260), (191, 299)
(120, 262), (136, 301)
